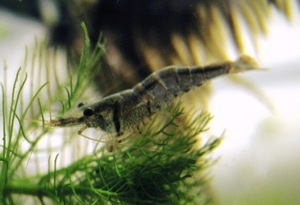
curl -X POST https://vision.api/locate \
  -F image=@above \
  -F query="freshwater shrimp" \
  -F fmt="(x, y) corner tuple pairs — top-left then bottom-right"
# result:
(50, 55), (261, 138)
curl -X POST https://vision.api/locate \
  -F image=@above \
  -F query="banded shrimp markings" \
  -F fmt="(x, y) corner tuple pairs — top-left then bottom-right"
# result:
(50, 55), (261, 139)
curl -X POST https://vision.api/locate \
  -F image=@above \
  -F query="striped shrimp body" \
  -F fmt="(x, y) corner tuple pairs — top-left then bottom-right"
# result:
(50, 55), (260, 136)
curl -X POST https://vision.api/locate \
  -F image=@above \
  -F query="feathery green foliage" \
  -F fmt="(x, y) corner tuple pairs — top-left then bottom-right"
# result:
(27, 105), (219, 204)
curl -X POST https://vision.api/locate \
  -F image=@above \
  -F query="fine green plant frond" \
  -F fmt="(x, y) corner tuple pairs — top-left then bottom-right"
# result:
(57, 23), (106, 114)
(0, 23), (106, 204)
(25, 105), (220, 205)
(66, 23), (106, 111)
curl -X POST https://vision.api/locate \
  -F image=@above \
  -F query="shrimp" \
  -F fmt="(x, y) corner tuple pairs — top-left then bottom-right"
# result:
(50, 55), (261, 137)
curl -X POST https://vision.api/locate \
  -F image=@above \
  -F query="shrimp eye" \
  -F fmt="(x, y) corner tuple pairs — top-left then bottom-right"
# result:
(83, 108), (94, 117)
